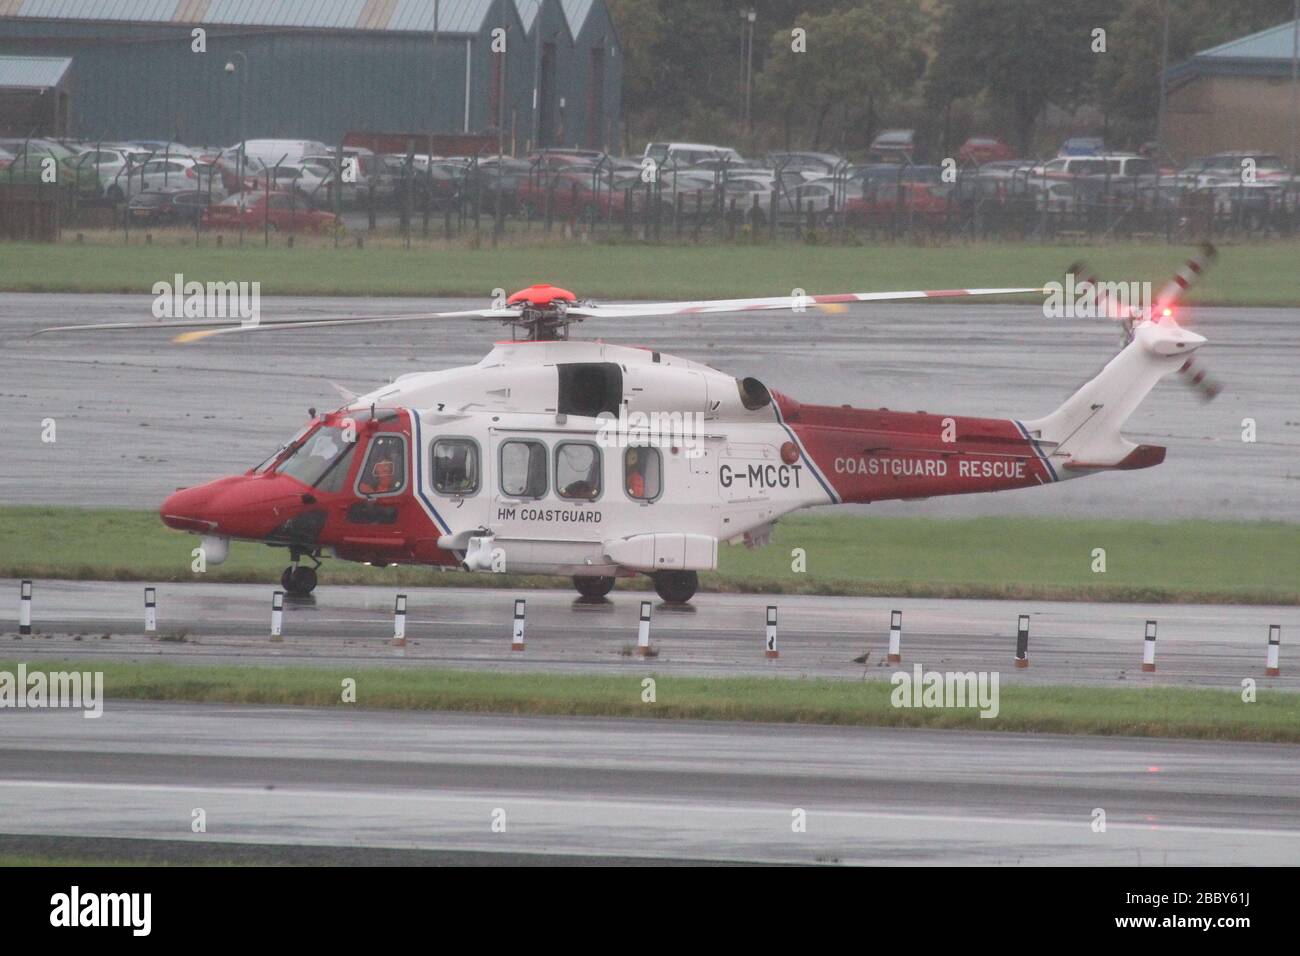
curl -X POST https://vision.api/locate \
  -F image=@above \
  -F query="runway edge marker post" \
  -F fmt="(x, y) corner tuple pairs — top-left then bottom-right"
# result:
(511, 598), (526, 651)
(1266, 624), (1281, 677)
(392, 594), (407, 648)
(270, 590), (284, 643)
(1014, 614), (1029, 668)
(637, 600), (653, 657)
(887, 609), (902, 664)
(1142, 619), (1157, 673)
(765, 605), (779, 659)
(144, 587), (156, 634)
(18, 579), (32, 635)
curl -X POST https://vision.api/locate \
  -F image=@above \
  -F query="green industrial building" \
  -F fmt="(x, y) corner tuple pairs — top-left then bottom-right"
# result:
(0, 0), (622, 151)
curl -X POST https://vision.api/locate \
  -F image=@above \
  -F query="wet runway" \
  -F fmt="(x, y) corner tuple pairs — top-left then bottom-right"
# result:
(1, 703), (1296, 864)
(2, 293), (1297, 519)
(5, 578), (1295, 689)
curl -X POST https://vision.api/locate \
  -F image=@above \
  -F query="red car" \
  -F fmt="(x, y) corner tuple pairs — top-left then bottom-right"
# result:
(844, 182), (953, 227)
(516, 171), (629, 219)
(958, 136), (1014, 166)
(201, 191), (341, 233)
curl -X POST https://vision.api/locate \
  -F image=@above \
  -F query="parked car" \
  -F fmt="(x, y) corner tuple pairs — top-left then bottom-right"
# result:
(867, 129), (916, 163)
(72, 146), (152, 199)
(643, 142), (744, 168)
(1028, 155), (1113, 180)
(527, 148), (608, 170)
(1058, 136), (1107, 157)
(765, 151), (846, 175)
(1179, 151), (1293, 188)
(237, 139), (332, 171)
(957, 136), (1013, 166)
(201, 190), (341, 233)
(126, 187), (215, 226)
(262, 162), (334, 206)
(516, 169), (629, 219)
(844, 181), (952, 226)
(129, 155), (225, 195)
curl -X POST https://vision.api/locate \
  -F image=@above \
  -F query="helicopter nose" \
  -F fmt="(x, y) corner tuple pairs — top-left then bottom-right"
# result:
(161, 474), (312, 539)
(160, 479), (236, 533)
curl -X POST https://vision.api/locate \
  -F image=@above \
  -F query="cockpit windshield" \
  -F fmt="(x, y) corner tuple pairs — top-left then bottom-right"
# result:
(252, 422), (314, 475)
(275, 425), (356, 491)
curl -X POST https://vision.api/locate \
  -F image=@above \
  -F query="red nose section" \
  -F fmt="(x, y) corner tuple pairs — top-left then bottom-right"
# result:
(506, 284), (576, 308)
(160, 474), (308, 539)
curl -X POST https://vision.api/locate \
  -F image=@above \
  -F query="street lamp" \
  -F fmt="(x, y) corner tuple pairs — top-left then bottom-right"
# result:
(225, 51), (248, 244)
(740, 9), (757, 134)
(224, 52), (248, 185)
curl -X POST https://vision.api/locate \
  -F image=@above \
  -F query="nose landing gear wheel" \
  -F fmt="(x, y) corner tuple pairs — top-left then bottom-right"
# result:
(281, 565), (318, 595)
(573, 575), (616, 598)
(652, 570), (698, 604)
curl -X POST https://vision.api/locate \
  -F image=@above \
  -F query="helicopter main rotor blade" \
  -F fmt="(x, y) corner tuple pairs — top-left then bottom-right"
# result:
(29, 308), (513, 341)
(564, 286), (1046, 320)
(170, 308), (518, 343)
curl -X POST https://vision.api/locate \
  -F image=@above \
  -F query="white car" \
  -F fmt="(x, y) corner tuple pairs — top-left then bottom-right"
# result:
(71, 146), (151, 199)
(131, 156), (224, 196)
(265, 162), (335, 203)
(644, 141), (745, 168)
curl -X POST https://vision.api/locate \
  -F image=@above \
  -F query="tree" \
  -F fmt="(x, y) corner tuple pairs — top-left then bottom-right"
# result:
(757, 0), (927, 150)
(928, 0), (1118, 155)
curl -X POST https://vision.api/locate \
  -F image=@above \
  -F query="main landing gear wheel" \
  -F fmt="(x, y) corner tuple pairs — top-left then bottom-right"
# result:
(281, 565), (318, 595)
(653, 570), (698, 605)
(573, 575), (616, 598)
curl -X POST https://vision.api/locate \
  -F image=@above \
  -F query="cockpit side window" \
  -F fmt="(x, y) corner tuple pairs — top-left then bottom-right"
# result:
(432, 438), (480, 496)
(500, 439), (548, 499)
(356, 434), (407, 497)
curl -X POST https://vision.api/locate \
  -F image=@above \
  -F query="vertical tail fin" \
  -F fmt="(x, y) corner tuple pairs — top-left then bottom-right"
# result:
(1021, 320), (1206, 471)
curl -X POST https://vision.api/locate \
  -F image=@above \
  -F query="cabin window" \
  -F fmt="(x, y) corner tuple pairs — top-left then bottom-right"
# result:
(555, 442), (602, 500)
(500, 439), (548, 499)
(432, 438), (480, 496)
(624, 446), (662, 501)
(356, 434), (407, 497)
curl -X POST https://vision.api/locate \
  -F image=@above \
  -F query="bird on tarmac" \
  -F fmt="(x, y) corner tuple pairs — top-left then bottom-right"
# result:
(851, 651), (870, 664)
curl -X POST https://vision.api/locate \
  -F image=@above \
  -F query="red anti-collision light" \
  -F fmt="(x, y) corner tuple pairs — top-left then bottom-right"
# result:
(507, 284), (576, 308)
(780, 441), (799, 464)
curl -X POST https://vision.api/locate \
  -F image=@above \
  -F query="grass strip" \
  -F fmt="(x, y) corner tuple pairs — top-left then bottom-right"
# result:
(6, 659), (1297, 743)
(1, 508), (1295, 604)
(1, 239), (1298, 305)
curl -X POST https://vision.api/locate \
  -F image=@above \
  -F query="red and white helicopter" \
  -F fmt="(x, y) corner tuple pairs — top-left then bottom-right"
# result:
(35, 245), (1219, 604)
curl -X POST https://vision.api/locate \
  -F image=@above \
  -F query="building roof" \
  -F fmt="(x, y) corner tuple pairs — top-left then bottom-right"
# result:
(0, 54), (72, 89)
(0, 0), (499, 36)
(514, 0), (538, 32)
(559, 0), (594, 36)
(1168, 19), (1299, 81)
